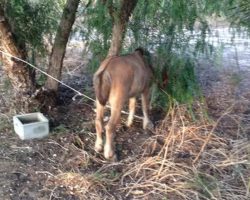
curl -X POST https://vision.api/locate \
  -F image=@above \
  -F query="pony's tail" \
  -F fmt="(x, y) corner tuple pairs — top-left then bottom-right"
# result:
(93, 57), (113, 106)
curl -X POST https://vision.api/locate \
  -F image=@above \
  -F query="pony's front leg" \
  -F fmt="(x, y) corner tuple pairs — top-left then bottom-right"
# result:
(95, 100), (105, 153)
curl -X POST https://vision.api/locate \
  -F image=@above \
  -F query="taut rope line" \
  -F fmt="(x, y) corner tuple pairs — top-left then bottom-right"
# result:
(0, 50), (94, 102)
(0, 50), (143, 120)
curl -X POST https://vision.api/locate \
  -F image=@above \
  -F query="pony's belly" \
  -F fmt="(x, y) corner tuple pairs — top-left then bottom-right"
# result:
(128, 86), (144, 98)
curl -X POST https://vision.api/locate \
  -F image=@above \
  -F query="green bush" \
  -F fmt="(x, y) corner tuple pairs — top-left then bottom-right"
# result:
(150, 47), (201, 109)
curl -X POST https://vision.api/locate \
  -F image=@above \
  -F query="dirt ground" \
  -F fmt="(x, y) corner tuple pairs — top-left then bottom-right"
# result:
(0, 39), (249, 199)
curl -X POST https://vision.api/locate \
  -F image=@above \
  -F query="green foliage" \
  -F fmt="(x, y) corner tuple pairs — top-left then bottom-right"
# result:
(83, 0), (230, 108)
(229, 0), (250, 29)
(166, 55), (199, 103)
(82, 0), (250, 109)
(3, 0), (65, 53)
(150, 48), (201, 109)
(126, 0), (211, 48)
(3, 0), (246, 109)
(83, 0), (113, 71)
(125, 0), (213, 108)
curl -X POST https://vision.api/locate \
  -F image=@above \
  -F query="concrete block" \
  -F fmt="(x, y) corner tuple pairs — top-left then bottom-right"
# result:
(13, 112), (49, 140)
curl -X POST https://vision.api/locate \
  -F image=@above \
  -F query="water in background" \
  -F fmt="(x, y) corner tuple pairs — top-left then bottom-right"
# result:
(206, 27), (250, 72)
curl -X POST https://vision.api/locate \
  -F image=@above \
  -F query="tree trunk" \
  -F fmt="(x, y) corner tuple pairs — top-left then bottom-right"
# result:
(108, 21), (126, 56)
(107, 0), (138, 56)
(45, 0), (80, 92)
(0, 7), (36, 111)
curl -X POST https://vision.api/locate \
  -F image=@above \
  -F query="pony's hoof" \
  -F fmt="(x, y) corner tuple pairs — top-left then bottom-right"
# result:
(107, 154), (118, 162)
(126, 121), (133, 128)
(95, 142), (103, 153)
(143, 121), (154, 131)
(104, 148), (117, 161)
(147, 121), (154, 131)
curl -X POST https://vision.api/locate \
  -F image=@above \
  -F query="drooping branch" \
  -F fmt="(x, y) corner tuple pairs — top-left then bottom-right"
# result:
(101, 0), (115, 22)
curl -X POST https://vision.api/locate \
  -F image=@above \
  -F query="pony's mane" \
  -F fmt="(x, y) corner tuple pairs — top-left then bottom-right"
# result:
(135, 47), (145, 55)
(135, 47), (152, 67)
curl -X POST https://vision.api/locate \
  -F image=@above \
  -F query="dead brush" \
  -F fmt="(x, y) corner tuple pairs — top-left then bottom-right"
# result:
(47, 171), (118, 200)
(119, 102), (250, 199)
(45, 101), (249, 200)
(44, 135), (120, 200)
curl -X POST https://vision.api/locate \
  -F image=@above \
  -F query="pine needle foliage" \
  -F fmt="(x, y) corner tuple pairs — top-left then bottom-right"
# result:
(83, 1), (113, 72)
(229, 0), (250, 30)
(124, 0), (214, 108)
(2, 0), (65, 53)
(148, 50), (201, 111)
(83, 0), (237, 108)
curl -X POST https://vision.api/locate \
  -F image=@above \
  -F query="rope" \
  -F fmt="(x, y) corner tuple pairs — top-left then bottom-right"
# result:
(0, 50), (95, 102)
(0, 50), (143, 120)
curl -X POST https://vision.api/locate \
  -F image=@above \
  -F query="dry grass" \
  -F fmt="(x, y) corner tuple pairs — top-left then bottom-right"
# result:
(47, 102), (250, 200)
(118, 103), (249, 200)
(47, 172), (116, 200)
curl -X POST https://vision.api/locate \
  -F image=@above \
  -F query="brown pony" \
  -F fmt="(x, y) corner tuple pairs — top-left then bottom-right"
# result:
(93, 48), (153, 160)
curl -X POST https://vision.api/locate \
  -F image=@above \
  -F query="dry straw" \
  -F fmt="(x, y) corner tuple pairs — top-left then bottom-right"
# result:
(46, 101), (249, 200)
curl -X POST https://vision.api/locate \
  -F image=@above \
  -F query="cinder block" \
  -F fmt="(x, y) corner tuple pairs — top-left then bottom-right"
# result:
(13, 112), (49, 140)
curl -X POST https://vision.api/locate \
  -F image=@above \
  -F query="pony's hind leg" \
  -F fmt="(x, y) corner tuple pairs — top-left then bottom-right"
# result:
(95, 100), (105, 153)
(141, 88), (154, 130)
(104, 98), (123, 160)
(127, 97), (136, 127)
